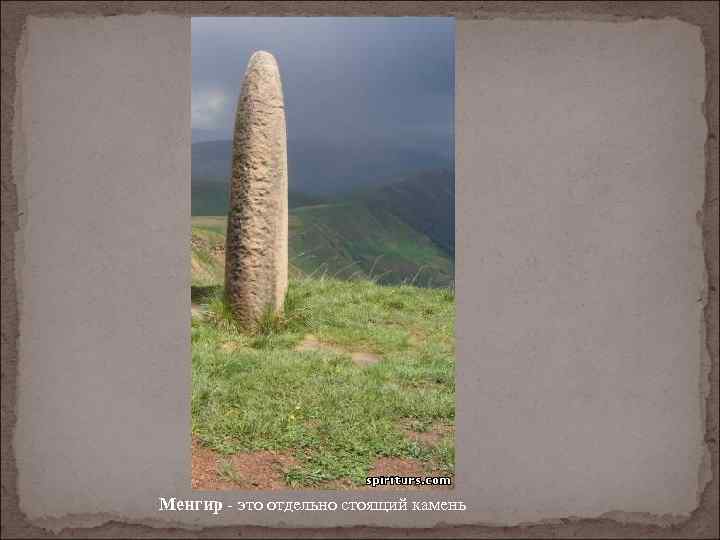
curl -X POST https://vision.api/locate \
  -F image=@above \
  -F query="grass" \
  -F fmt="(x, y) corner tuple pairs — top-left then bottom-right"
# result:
(217, 459), (245, 485)
(191, 226), (225, 288)
(191, 276), (455, 487)
(191, 216), (455, 488)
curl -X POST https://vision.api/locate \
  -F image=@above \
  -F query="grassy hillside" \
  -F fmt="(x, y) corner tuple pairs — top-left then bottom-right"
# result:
(192, 276), (455, 488)
(191, 224), (225, 288)
(290, 203), (453, 288)
(192, 138), (456, 287)
(191, 218), (304, 292)
(191, 217), (455, 488)
(361, 169), (455, 257)
(192, 200), (454, 289)
(193, 180), (325, 216)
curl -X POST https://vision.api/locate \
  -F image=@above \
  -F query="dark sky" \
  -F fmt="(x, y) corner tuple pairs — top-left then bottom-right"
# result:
(191, 17), (454, 146)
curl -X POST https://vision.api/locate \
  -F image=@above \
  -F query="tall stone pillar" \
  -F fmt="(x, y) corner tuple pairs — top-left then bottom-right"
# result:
(225, 51), (288, 330)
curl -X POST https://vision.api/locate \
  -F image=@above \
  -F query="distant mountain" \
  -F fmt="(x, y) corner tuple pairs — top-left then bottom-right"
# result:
(289, 202), (453, 287)
(360, 169), (455, 257)
(191, 139), (455, 287)
(192, 137), (452, 197)
(192, 179), (325, 216)
(192, 201), (453, 289)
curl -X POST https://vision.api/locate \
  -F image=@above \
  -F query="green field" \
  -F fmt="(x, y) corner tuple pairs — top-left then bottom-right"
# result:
(191, 222), (455, 488)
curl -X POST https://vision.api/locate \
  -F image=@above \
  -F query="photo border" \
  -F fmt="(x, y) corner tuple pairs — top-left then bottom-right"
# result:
(2, 2), (717, 538)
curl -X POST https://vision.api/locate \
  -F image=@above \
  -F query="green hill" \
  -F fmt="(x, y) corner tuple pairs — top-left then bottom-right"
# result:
(360, 169), (455, 257)
(289, 203), (453, 288)
(193, 180), (325, 216)
(192, 201), (453, 290)
(191, 224), (225, 288)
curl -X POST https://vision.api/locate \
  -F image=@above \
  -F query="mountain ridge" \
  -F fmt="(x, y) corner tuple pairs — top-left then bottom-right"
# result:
(192, 140), (455, 287)
(192, 138), (452, 196)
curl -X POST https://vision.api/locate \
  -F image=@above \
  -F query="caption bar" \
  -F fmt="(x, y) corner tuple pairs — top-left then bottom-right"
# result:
(158, 497), (466, 515)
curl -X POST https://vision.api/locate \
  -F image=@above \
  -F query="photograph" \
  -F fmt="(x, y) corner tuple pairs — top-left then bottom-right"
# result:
(190, 17), (456, 490)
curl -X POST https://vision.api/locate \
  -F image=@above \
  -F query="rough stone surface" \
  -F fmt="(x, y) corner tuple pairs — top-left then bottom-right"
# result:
(225, 51), (288, 330)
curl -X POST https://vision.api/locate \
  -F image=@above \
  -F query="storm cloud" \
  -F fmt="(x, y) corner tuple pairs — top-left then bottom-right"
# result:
(192, 17), (454, 148)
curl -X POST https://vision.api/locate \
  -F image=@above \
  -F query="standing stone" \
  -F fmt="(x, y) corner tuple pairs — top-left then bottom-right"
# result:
(225, 51), (288, 330)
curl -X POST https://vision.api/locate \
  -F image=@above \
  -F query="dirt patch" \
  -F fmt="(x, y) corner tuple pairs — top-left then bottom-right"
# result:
(225, 451), (298, 489)
(368, 457), (426, 477)
(191, 303), (205, 319)
(294, 334), (326, 352)
(398, 419), (454, 447)
(220, 340), (241, 353)
(191, 439), (238, 491)
(406, 328), (426, 347)
(191, 438), (298, 490)
(316, 458), (439, 491)
(368, 457), (453, 491)
(294, 334), (381, 366)
(315, 477), (359, 490)
(350, 351), (381, 366)
(363, 457), (446, 490)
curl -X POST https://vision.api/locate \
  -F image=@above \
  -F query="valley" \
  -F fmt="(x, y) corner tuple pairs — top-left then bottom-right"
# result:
(192, 140), (455, 289)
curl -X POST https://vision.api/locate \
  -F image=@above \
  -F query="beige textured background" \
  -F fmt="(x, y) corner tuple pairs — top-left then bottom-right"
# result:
(2, 2), (718, 539)
(456, 17), (708, 522)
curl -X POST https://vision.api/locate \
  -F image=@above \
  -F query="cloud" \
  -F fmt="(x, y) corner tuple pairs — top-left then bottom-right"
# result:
(191, 18), (454, 144)
(192, 88), (229, 130)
